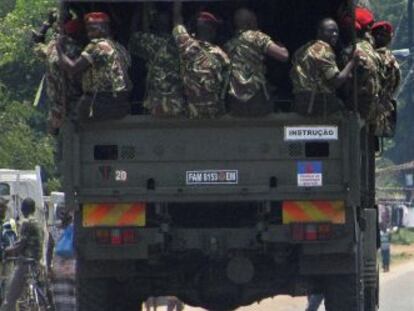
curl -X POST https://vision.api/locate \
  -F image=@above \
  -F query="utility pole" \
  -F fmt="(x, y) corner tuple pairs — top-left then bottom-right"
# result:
(408, 0), (413, 107)
(407, 0), (414, 80)
(409, 0), (414, 163)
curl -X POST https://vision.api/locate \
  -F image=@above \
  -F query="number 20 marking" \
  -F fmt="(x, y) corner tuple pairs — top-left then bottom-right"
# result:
(115, 170), (128, 182)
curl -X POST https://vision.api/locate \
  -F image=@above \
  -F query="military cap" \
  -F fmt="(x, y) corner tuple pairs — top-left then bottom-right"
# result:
(355, 7), (374, 31)
(372, 21), (393, 34)
(84, 12), (110, 24)
(197, 12), (221, 25)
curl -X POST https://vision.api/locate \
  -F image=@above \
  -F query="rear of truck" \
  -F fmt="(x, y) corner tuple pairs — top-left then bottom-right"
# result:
(63, 113), (377, 311)
(59, 0), (380, 310)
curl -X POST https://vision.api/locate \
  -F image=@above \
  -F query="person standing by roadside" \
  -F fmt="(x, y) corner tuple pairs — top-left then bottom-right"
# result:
(46, 204), (76, 311)
(0, 198), (9, 302)
(380, 224), (391, 272)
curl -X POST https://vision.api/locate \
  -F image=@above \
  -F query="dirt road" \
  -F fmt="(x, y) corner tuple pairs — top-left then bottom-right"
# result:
(153, 245), (414, 311)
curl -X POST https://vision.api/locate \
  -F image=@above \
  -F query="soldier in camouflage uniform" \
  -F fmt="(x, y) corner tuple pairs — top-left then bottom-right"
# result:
(224, 8), (289, 116)
(290, 18), (358, 116)
(57, 12), (132, 121)
(341, 7), (382, 122)
(372, 21), (400, 136)
(129, 10), (184, 117)
(173, 1), (229, 119)
(0, 198), (42, 311)
(32, 12), (84, 134)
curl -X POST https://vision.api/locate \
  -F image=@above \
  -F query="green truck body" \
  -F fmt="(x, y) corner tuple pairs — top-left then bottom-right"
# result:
(60, 1), (380, 310)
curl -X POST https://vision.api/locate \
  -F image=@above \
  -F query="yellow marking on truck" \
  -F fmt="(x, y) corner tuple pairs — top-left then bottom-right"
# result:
(282, 201), (345, 224)
(83, 203), (146, 227)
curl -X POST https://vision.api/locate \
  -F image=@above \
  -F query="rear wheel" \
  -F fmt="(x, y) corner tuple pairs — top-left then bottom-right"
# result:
(364, 271), (379, 311)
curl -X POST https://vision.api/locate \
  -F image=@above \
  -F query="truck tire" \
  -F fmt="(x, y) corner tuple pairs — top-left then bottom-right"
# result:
(78, 277), (110, 311)
(323, 274), (363, 311)
(364, 270), (379, 311)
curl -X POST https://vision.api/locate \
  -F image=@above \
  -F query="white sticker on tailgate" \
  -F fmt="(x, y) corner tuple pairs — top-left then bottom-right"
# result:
(186, 170), (239, 185)
(284, 126), (338, 141)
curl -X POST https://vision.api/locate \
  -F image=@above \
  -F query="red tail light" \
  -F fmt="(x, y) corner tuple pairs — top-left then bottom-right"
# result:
(291, 223), (332, 241)
(95, 228), (137, 245)
(122, 229), (136, 244)
(317, 223), (332, 240)
(304, 224), (317, 241)
(111, 229), (122, 245)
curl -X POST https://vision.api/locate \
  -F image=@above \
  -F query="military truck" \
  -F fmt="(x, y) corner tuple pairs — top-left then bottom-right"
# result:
(60, 1), (380, 310)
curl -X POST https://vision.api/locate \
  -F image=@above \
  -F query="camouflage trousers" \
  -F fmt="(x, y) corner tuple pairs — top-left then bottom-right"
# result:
(144, 95), (185, 117)
(74, 92), (130, 122)
(293, 92), (344, 117)
(228, 89), (272, 117)
(374, 99), (397, 137)
(187, 95), (224, 119)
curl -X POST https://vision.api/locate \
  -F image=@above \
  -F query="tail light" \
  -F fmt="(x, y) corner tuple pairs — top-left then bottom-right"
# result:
(95, 229), (110, 244)
(317, 223), (332, 240)
(122, 229), (136, 244)
(291, 223), (332, 241)
(95, 228), (137, 245)
(304, 224), (317, 241)
(111, 229), (122, 245)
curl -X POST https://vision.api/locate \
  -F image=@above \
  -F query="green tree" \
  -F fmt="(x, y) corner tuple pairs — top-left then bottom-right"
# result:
(0, 0), (58, 192)
(0, 0), (55, 100)
(0, 85), (54, 172)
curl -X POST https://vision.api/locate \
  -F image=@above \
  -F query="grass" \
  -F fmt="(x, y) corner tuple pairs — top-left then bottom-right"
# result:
(391, 228), (414, 245)
(391, 252), (414, 263)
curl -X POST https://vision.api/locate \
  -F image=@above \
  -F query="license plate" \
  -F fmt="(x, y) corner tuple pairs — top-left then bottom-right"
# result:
(186, 170), (239, 185)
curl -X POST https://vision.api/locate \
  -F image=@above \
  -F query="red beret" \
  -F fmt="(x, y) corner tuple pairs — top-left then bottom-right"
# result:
(197, 11), (221, 25)
(372, 21), (393, 34)
(84, 12), (110, 24)
(355, 7), (374, 30)
(64, 19), (83, 35)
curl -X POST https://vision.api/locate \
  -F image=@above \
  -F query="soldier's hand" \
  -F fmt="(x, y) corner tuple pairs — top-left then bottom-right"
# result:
(352, 50), (362, 63)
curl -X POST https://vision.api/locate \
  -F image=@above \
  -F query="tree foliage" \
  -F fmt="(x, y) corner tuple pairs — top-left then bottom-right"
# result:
(0, 0), (57, 192)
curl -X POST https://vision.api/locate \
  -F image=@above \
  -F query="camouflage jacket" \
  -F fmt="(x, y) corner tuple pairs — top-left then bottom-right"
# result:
(343, 38), (382, 120)
(129, 32), (184, 116)
(377, 47), (400, 101)
(173, 25), (230, 118)
(20, 216), (42, 261)
(34, 36), (83, 113)
(290, 40), (340, 95)
(81, 38), (132, 95)
(224, 30), (274, 102)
